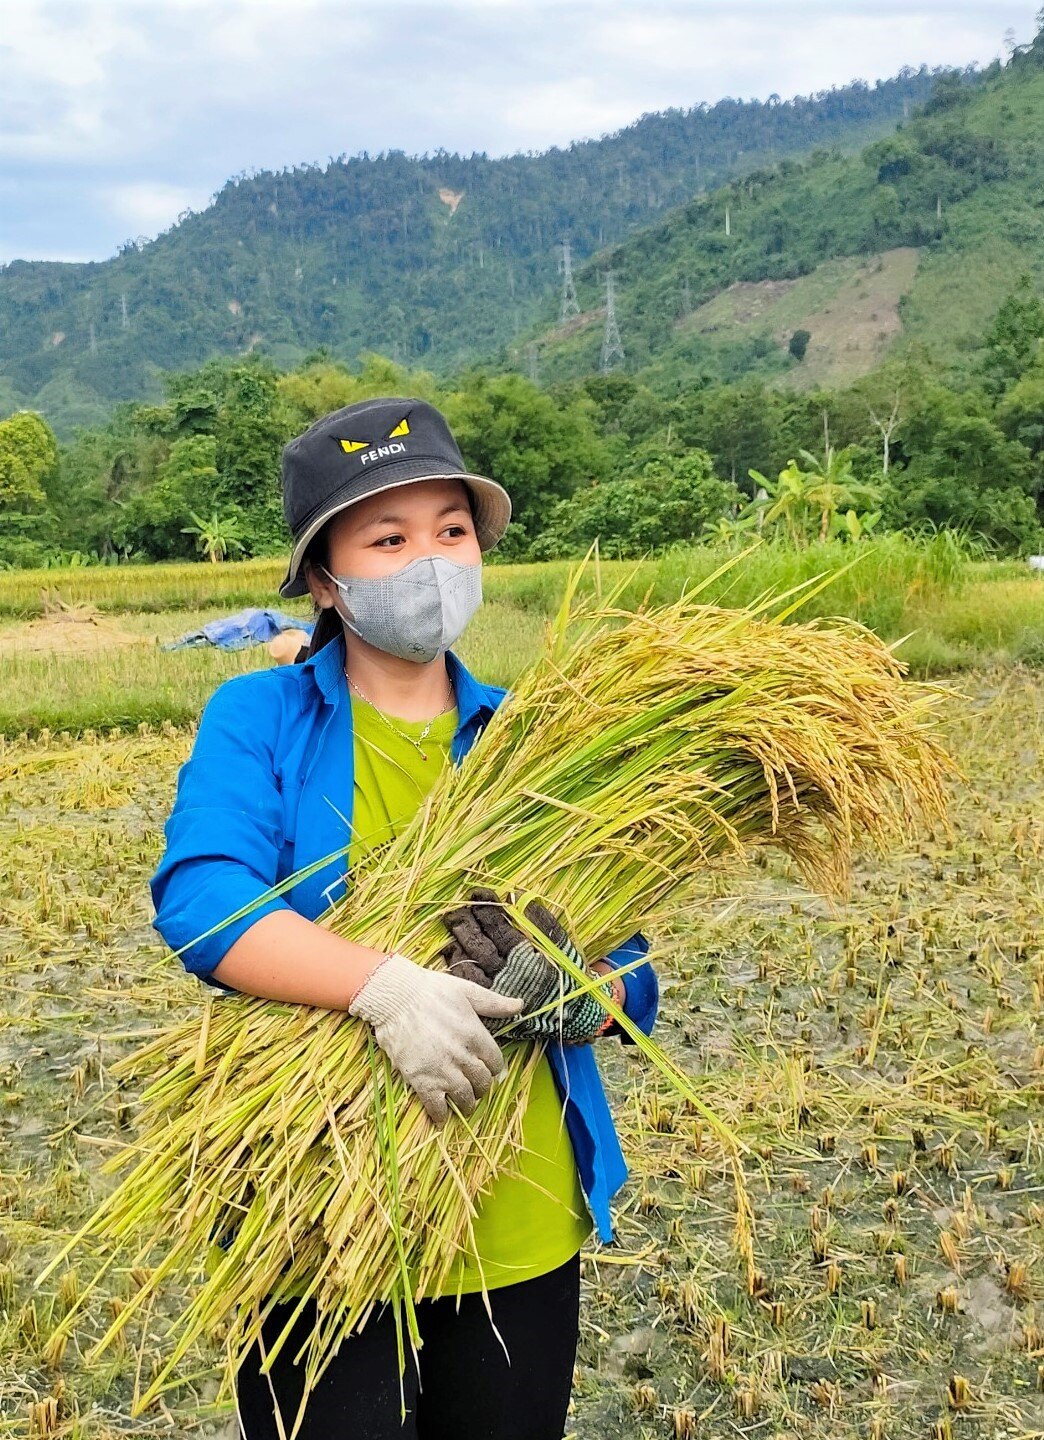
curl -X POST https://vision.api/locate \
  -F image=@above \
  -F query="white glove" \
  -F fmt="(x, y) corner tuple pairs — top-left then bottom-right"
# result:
(348, 952), (524, 1125)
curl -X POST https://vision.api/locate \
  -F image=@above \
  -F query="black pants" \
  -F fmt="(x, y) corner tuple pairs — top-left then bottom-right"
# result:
(236, 1251), (581, 1439)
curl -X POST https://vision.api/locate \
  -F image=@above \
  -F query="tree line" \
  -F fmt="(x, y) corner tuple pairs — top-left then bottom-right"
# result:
(2, 274), (1043, 570)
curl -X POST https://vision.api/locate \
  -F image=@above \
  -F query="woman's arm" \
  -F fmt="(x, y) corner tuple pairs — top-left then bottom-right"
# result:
(150, 676), (298, 977)
(151, 677), (392, 1007)
(590, 959), (626, 1009)
(212, 910), (387, 1009)
(151, 674), (524, 1120)
(594, 932), (659, 1043)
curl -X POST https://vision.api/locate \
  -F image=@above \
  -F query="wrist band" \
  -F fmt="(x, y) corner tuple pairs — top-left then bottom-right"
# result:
(345, 951), (395, 1011)
(594, 974), (620, 1037)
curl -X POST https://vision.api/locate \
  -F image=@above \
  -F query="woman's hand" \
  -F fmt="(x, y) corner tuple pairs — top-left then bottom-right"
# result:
(347, 952), (524, 1125)
(439, 889), (618, 1044)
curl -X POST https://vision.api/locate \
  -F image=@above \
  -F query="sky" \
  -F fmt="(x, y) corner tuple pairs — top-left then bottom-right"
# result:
(0, 0), (1039, 265)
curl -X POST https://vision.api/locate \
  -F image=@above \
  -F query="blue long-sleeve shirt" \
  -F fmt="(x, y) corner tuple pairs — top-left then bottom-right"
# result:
(150, 631), (659, 1242)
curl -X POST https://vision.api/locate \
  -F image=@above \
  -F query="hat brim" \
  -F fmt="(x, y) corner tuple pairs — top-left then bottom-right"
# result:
(278, 466), (512, 599)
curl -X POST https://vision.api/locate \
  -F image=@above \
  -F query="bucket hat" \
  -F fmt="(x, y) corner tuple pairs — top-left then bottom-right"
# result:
(278, 396), (512, 598)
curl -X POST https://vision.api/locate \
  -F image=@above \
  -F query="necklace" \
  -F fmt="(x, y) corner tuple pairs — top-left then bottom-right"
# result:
(345, 670), (456, 761)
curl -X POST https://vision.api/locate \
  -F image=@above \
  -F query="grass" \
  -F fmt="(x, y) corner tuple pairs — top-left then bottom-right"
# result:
(0, 645), (263, 737)
(4, 535), (1043, 738)
(678, 248), (922, 392)
(634, 532), (971, 639)
(0, 601), (546, 737)
(0, 555), (620, 622)
(904, 578), (1044, 670)
(0, 558), (306, 620)
(1, 675), (1042, 1437)
(897, 234), (1039, 363)
(0, 532), (974, 621)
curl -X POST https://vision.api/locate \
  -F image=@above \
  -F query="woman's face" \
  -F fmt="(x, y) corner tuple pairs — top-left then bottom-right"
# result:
(307, 477), (481, 602)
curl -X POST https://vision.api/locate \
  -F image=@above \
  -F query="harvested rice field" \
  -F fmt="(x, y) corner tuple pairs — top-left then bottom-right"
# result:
(1, 671), (1042, 1439)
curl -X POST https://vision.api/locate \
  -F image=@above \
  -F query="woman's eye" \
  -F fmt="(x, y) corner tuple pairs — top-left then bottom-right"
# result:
(375, 535), (405, 548)
(442, 525), (467, 538)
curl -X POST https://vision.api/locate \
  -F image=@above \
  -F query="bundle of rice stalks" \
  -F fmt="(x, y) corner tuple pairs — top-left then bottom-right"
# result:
(39, 561), (953, 1429)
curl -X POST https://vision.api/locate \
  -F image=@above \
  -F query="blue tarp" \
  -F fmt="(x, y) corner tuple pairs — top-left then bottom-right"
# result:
(162, 608), (314, 652)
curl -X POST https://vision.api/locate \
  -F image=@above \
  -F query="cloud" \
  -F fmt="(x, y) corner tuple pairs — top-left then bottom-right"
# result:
(592, 9), (1010, 96)
(0, 0), (1038, 263)
(101, 181), (213, 236)
(0, 5), (136, 162)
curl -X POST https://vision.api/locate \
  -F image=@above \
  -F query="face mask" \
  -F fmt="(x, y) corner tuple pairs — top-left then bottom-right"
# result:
(320, 555), (483, 664)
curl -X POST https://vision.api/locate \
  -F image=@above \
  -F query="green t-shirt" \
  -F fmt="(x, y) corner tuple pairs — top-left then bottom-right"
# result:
(348, 693), (593, 1296)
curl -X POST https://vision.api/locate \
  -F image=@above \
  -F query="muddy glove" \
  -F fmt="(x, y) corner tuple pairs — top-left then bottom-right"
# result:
(440, 889), (614, 1044)
(347, 952), (524, 1125)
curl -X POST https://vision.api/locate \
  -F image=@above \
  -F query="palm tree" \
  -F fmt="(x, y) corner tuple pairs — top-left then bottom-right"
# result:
(181, 510), (245, 564)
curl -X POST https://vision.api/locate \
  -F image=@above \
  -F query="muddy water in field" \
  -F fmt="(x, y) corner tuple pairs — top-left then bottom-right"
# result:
(1, 678), (1042, 1438)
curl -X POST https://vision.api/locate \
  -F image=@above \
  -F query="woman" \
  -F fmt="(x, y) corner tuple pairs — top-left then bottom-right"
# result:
(150, 396), (659, 1439)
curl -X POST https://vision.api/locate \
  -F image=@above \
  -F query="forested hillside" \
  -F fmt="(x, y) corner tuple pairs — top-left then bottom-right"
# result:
(530, 33), (1044, 390)
(0, 68), (959, 433)
(7, 234), (1044, 576)
(6, 39), (1044, 576)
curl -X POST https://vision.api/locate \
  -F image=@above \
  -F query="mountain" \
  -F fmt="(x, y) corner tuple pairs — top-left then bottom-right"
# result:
(527, 37), (1044, 391)
(0, 67), (958, 433)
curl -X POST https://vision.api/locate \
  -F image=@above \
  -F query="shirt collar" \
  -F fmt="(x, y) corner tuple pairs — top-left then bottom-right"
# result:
(302, 628), (346, 702)
(445, 649), (501, 731)
(302, 630), (500, 731)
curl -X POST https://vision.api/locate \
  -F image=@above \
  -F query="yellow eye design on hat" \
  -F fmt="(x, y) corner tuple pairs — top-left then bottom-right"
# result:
(337, 417), (410, 454)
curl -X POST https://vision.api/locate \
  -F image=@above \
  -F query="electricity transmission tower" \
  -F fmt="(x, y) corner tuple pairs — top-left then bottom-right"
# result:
(558, 239), (580, 323)
(526, 341), (540, 385)
(600, 270), (625, 373)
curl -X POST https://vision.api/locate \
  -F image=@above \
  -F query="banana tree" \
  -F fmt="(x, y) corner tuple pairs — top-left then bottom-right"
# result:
(750, 448), (882, 546)
(747, 462), (811, 545)
(833, 508), (883, 543)
(701, 511), (759, 544)
(181, 510), (245, 564)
